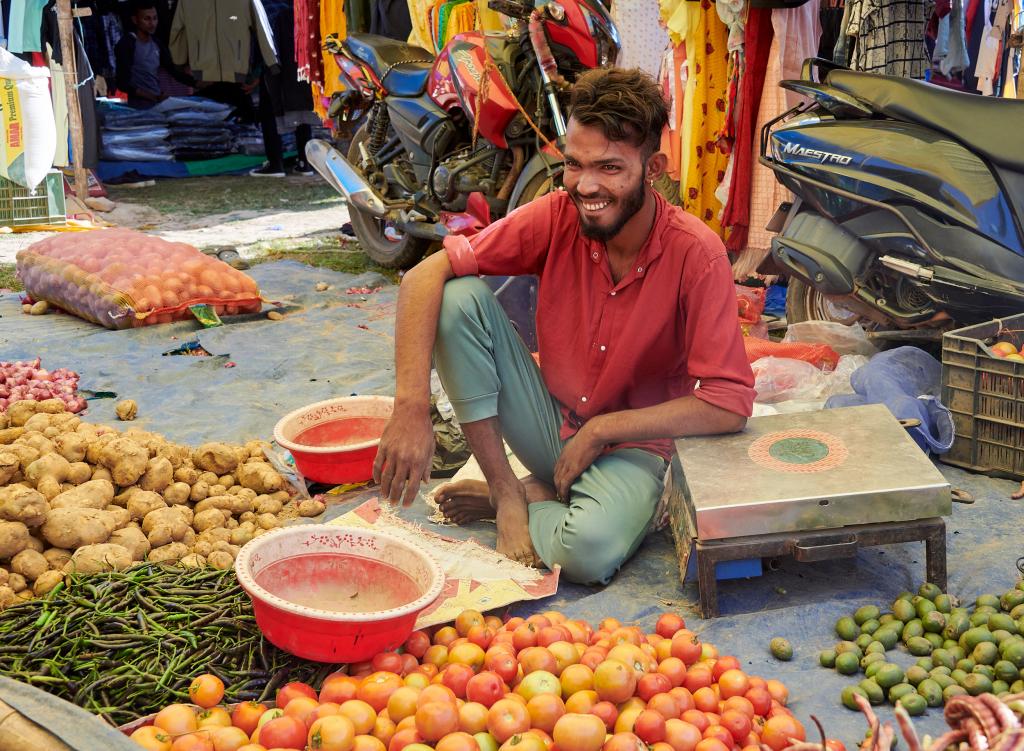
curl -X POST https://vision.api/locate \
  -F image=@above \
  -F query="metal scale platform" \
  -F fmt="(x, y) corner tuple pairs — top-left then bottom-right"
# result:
(668, 404), (952, 617)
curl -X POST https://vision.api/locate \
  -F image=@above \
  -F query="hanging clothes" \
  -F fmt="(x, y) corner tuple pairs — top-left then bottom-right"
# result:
(658, 43), (687, 184)
(819, 0), (847, 57)
(611, 0), (670, 76)
(168, 0), (278, 83)
(295, 0), (323, 85)
(722, 6), (773, 253)
(8, 0), (46, 54)
(42, 2), (99, 168)
(312, 1), (347, 121)
(846, 0), (928, 77)
(974, 0), (1011, 93)
(737, 0), (821, 276)
(664, 0), (731, 236)
(408, 0), (435, 48)
(262, 0), (318, 130)
(372, 0), (413, 40)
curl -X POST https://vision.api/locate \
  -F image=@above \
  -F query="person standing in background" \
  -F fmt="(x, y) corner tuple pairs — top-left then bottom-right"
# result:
(251, 0), (321, 177)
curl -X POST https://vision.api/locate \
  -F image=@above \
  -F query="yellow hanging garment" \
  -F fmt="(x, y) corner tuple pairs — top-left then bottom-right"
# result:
(313, 1), (348, 120)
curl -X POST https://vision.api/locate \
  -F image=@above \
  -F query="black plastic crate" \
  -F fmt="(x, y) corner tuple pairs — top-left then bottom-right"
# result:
(941, 313), (1024, 478)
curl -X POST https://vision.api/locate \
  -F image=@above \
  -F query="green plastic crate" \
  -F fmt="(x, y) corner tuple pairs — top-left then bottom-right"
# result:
(941, 313), (1024, 479)
(0, 171), (66, 227)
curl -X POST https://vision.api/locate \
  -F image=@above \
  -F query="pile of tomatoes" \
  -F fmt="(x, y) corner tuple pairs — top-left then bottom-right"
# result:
(127, 609), (816, 751)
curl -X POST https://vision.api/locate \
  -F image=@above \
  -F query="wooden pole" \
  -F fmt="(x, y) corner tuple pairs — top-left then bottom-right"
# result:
(55, 0), (89, 203)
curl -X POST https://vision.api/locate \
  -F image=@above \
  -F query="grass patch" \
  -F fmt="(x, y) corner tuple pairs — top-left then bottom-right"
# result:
(105, 175), (343, 218)
(0, 263), (21, 292)
(248, 235), (401, 284)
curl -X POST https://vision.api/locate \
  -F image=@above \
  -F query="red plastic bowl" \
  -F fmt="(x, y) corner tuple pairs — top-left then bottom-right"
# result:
(273, 395), (394, 484)
(235, 524), (445, 663)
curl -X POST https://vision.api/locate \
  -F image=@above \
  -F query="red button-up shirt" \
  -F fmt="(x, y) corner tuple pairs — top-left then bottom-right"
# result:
(443, 190), (755, 460)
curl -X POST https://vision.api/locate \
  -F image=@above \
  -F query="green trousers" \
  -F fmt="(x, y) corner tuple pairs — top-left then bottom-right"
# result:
(434, 277), (666, 585)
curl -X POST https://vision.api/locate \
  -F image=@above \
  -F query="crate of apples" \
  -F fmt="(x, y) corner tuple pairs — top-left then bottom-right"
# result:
(126, 609), (820, 751)
(990, 341), (1024, 362)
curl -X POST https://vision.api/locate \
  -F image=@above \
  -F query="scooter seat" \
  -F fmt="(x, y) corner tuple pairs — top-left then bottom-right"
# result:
(828, 69), (1024, 172)
(345, 34), (433, 95)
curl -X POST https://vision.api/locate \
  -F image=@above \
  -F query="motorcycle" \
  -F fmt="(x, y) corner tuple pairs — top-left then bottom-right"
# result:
(760, 57), (1024, 331)
(305, 0), (620, 268)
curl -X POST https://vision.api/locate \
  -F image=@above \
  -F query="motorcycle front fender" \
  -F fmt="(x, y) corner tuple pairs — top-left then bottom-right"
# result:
(507, 151), (563, 209)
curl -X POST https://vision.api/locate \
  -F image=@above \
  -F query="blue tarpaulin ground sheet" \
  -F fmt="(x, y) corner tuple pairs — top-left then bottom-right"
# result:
(2, 260), (1022, 746)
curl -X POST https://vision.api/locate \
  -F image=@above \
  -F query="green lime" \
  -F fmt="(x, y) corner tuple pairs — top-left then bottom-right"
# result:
(888, 683), (915, 704)
(962, 627), (997, 651)
(977, 594), (1001, 609)
(997, 660), (1021, 682)
(769, 637), (793, 661)
(922, 611), (946, 634)
(973, 642), (999, 666)
(951, 669), (969, 684)
(971, 611), (994, 627)
(879, 614), (896, 625)
(1002, 590), (1024, 612)
(962, 673), (993, 696)
(836, 651), (861, 675)
(945, 612), (970, 641)
(1012, 680), (1024, 694)
(874, 628), (899, 651)
(916, 678), (943, 707)
(993, 680), (1010, 695)
(925, 632), (944, 649)
(904, 665), (929, 686)
(819, 649), (837, 668)
(931, 649), (955, 670)
(892, 599), (916, 622)
(836, 617), (860, 641)
(915, 657), (935, 671)
(930, 666), (952, 677)
(874, 663), (905, 690)
(859, 678), (885, 705)
(919, 583), (942, 601)
(865, 641), (886, 655)
(841, 685), (868, 710)
(944, 685), (968, 701)
(866, 660), (885, 679)
(930, 672), (956, 690)
(907, 637), (933, 657)
(856, 634), (874, 650)
(861, 652), (886, 670)
(855, 605), (881, 626)
(1002, 640), (1024, 668)
(974, 664), (996, 681)
(860, 619), (881, 635)
(903, 620), (924, 642)
(956, 658), (975, 672)
(898, 693), (927, 716)
(934, 594), (953, 613)
(993, 630), (1014, 645)
(989, 613), (1017, 634)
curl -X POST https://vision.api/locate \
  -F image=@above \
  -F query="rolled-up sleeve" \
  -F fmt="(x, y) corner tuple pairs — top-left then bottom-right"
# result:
(443, 192), (558, 278)
(684, 253), (756, 417)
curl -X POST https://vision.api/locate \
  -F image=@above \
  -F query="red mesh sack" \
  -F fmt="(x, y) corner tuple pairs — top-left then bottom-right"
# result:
(743, 336), (840, 370)
(16, 229), (261, 329)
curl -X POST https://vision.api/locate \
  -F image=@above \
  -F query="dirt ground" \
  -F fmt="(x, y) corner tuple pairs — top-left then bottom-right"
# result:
(0, 174), (399, 289)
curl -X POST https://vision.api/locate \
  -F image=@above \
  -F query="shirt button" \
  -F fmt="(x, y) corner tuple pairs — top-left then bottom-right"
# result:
(610, 291), (616, 296)
(600, 345), (606, 351)
(580, 396), (588, 403)
(637, 266), (644, 273)
(591, 252), (599, 260)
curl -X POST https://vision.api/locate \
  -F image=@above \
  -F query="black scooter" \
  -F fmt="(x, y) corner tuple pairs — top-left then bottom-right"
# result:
(760, 58), (1024, 330)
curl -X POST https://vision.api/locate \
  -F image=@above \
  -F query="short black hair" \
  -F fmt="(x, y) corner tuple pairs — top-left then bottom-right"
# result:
(131, 0), (157, 14)
(569, 68), (669, 158)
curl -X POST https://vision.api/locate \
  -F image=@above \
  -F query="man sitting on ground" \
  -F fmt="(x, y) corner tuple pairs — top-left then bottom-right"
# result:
(373, 67), (755, 584)
(115, 0), (194, 108)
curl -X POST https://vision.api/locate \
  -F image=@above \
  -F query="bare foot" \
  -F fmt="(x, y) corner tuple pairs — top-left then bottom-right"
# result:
(492, 480), (540, 567)
(1013, 481), (1024, 500)
(435, 479), (495, 525)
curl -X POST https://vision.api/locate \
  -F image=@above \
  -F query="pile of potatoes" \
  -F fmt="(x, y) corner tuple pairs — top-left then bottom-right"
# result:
(0, 399), (326, 609)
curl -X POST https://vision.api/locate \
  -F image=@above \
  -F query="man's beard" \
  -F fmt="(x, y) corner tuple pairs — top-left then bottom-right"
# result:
(573, 172), (648, 242)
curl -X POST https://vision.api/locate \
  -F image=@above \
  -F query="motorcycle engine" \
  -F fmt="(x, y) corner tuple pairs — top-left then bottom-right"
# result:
(431, 147), (511, 210)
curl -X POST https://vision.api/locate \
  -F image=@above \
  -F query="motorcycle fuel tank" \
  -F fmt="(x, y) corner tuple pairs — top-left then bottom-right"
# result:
(769, 117), (1023, 257)
(429, 31), (521, 148)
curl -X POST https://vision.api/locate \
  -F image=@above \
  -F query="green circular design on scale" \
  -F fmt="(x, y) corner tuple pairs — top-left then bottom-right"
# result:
(767, 437), (830, 465)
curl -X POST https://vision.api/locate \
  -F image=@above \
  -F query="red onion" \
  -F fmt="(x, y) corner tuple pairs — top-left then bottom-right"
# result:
(0, 359), (83, 414)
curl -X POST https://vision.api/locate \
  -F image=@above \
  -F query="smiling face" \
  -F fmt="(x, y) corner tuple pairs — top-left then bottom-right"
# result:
(562, 117), (653, 242)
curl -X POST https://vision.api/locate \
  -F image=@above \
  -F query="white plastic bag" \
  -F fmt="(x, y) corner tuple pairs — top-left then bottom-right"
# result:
(0, 48), (56, 190)
(752, 354), (869, 405)
(783, 320), (878, 357)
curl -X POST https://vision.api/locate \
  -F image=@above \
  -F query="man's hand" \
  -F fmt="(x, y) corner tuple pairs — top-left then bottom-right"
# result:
(373, 404), (435, 506)
(553, 421), (606, 501)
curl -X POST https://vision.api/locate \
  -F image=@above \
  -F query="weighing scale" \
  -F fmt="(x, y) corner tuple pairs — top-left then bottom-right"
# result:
(668, 404), (952, 617)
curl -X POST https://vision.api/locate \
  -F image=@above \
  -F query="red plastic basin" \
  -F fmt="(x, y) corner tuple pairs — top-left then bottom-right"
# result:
(273, 395), (394, 484)
(235, 524), (445, 663)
